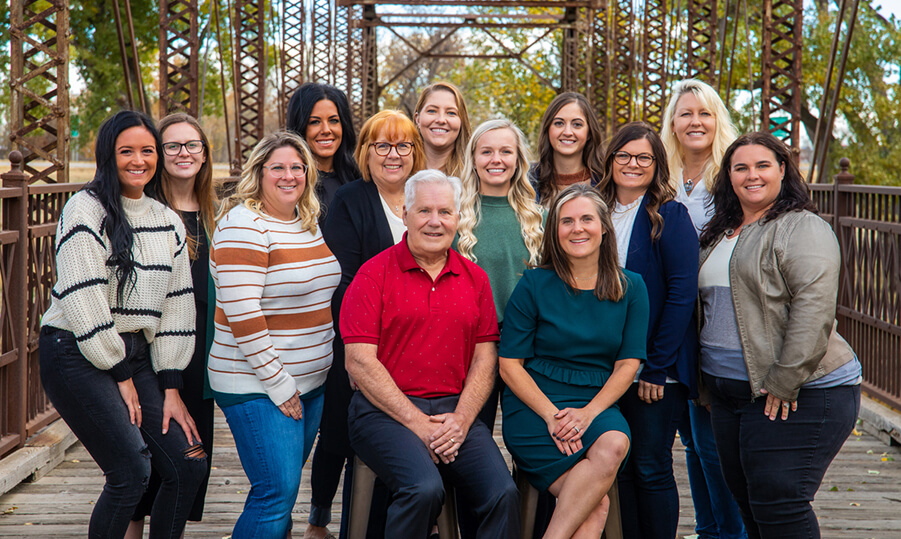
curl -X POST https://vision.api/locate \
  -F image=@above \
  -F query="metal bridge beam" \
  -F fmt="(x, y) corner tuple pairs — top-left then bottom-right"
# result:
(233, 0), (266, 166)
(762, 0), (803, 154)
(687, 0), (717, 84)
(159, 0), (200, 117)
(9, 0), (70, 184)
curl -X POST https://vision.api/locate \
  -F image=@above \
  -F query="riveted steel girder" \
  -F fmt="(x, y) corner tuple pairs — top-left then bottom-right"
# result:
(159, 0), (200, 117)
(9, 0), (70, 184)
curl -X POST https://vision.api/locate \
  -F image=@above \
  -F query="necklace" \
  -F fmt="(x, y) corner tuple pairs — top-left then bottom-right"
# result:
(573, 273), (598, 280)
(684, 178), (694, 194)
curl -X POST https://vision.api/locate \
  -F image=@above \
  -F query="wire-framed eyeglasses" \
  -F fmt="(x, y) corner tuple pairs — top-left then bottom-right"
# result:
(263, 163), (308, 178)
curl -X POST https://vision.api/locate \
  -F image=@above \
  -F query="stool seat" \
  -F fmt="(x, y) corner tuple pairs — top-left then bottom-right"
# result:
(514, 466), (622, 539)
(347, 455), (459, 539)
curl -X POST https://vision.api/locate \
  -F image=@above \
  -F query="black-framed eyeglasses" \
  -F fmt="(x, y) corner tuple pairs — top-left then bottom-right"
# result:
(370, 142), (414, 157)
(613, 151), (655, 168)
(263, 163), (308, 178)
(162, 140), (204, 156)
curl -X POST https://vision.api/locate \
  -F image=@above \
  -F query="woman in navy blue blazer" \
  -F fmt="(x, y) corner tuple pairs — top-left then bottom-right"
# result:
(597, 122), (699, 539)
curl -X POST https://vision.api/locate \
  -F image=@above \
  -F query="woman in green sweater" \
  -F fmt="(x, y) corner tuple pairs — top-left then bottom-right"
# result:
(456, 118), (545, 429)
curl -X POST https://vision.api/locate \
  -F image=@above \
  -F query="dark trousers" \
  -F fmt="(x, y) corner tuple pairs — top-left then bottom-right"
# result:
(39, 327), (207, 539)
(617, 382), (689, 539)
(348, 392), (520, 539)
(705, 374), (860, 539)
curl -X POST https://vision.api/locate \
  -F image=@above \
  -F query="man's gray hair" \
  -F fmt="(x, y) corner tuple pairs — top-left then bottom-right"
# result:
(404, 169), (463, 212)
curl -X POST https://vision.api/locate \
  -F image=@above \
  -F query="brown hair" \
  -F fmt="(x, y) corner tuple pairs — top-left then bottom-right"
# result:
(538, 183), (624, 302)
(597, 122), (675, 241)
(536, 92), (606, 206)
(157, 113), (216, 258)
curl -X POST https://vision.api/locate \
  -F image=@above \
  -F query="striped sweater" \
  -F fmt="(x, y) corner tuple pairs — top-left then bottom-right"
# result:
(208, 204), (340, 406)
(41, 191), (196, 388)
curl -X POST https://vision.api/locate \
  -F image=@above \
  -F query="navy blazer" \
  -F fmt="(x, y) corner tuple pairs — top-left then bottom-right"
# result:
(623, 197), (699, 395)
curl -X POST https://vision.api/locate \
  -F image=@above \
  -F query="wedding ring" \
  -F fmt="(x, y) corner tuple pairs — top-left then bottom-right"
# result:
(574, 427), (580, 434)
(782, 403), (789, 409)
(450, 438), (455, 444)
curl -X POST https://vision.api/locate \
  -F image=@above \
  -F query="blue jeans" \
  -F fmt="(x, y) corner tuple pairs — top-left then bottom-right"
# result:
(348, 392), (520, 539)
(704, 374), (860, 539)
(685, 400), (747, 539)
(39, 327), (207, 539)
(221, 393), (325, 539)
(617, 382), (688, 539)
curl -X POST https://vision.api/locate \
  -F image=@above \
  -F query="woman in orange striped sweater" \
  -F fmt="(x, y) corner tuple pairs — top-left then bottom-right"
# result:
(209, 131), (341, 538)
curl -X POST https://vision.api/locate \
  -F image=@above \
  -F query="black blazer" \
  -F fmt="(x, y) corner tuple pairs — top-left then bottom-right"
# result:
(318, 178), (396, 450)
(323, 178), (396, 314)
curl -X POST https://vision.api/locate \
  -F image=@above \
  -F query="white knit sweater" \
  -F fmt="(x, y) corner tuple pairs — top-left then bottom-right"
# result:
(41, 191), (196, 387)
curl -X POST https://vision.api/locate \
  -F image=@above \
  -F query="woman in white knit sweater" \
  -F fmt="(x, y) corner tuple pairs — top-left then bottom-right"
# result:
(39, 110), (206, 538)
(209, 131), (340, 538)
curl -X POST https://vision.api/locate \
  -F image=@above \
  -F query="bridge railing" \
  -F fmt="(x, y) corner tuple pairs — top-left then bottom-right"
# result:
(1, 155), (899, 459)
(1, 153), (81, 459)
(810, 158), (901, 410)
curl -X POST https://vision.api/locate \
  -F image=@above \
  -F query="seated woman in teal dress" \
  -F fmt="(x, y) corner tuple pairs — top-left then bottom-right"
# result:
(499, 183), (650, 538)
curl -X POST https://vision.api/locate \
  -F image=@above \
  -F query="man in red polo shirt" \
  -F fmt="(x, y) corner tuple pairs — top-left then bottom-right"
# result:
(340, 169), (520, 538)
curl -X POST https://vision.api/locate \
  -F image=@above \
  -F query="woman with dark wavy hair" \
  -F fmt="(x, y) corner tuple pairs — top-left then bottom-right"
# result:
(287, 82), (361, 217)
(699, 132), (861, 538)
(597, 122), (699, 539)
(40, 110), (206, 538)
(532, 92), (605, 207)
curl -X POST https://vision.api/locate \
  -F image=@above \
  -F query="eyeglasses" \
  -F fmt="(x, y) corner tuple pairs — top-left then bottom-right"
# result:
(370, 142), (414, 156)
(162, 140), (204, 156)
(263, 163), (308, 178)
(613, 151), (655, 168)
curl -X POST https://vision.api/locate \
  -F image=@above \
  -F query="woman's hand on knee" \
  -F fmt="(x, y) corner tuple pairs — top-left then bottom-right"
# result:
(546, 417), (582, 455)
(163, 388), (202, 445)
(117, 378), (142, 427)
(553, 407), (595, 444)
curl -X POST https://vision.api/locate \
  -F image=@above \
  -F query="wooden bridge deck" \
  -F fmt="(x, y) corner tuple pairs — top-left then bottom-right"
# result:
(0, 407), (899, 538)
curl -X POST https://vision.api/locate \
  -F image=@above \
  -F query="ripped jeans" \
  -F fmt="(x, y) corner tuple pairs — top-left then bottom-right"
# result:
(40, 327), (208, 539)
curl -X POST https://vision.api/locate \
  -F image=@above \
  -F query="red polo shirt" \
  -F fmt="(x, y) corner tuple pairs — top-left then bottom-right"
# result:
(340, 235), (499, 398)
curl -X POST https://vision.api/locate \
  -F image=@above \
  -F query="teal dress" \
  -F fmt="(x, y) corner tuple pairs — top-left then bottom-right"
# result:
(499, 267), (650, 491)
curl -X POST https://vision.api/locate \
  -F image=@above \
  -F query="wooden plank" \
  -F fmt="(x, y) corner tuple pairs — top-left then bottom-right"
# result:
(1, 407), (900, 537)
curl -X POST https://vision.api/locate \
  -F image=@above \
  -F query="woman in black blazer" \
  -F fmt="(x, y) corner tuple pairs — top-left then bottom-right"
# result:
(315, 110), (424, 539)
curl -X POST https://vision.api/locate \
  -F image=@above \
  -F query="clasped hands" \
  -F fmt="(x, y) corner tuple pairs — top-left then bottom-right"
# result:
(547, 407), (596, 456)
(412, 412), (469, 465)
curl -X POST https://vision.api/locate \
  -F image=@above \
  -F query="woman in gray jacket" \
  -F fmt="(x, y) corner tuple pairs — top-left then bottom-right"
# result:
(698, 131), (861, 539)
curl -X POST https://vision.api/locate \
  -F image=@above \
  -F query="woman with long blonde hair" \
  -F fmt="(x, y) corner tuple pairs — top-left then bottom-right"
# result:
(661, 79), (738, 234)
(661, 79), (745, 539)
(456, 118), (544, 433)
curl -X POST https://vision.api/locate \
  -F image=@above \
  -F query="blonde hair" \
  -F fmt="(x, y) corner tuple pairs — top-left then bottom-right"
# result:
(661, 79), (737, 192)
(414, 81), (473, 178)
(457, 119), (544, 265)
(216, 131), (321, 233)
(354, 110), (425, 182)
